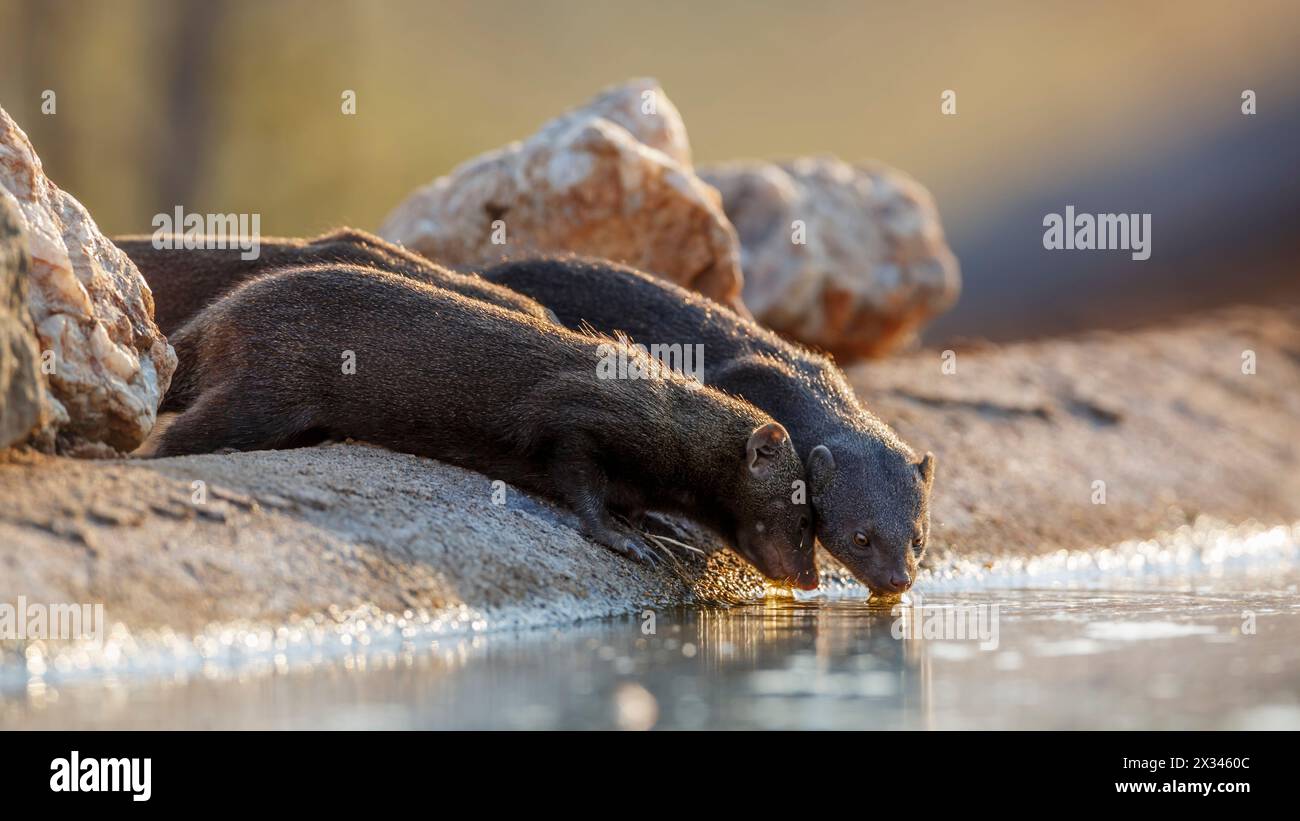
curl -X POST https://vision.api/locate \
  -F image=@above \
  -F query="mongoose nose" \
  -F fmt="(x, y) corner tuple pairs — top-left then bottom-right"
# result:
(888, 573), (911, 591)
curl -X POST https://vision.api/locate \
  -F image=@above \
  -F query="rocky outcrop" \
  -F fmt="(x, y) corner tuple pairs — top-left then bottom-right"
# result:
(702, 156), (960, 359)
(379, 79), (746, 312)
(0, 106), (176, 453)
(1, 306), (1296, 634)
(0, 198), (42, 448)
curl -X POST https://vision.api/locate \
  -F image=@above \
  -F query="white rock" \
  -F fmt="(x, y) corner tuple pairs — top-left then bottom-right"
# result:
(380, 79), (745, 312)
(0, 197), (42, 448)
(701, 156), (961, 359)
(0, 106), (176, 453)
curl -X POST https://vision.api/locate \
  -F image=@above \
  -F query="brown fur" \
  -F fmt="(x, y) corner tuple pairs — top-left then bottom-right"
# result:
(121, 227), (922, 594)
(155, 264), (816, 588)
(114, 227), (552, 334)
(484, 257), (935, 595)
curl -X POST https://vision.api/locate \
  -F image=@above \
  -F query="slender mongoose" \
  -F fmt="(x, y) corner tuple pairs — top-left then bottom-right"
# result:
(123, 230), (924, 594)
(114, 228), (553, 334)
(155, 264), (818, 589)
(484, 257), (934, 596)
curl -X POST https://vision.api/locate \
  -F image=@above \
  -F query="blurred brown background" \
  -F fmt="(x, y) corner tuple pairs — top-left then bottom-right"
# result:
(2, 0), (1297, 341)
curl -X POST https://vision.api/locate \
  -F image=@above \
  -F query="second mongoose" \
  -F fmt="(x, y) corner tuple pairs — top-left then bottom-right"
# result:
(484, 257), (935, 596)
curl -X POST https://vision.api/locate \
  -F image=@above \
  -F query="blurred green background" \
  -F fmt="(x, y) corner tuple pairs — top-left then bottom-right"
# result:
(3, 0), (1298, 338)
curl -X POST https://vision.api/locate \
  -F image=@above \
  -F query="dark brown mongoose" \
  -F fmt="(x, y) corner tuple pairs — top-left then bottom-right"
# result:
(483, 258), (934, 596)
(124, 230), (927, 594)
(155, 264), (817, 589)
(114, 228), (553, 335)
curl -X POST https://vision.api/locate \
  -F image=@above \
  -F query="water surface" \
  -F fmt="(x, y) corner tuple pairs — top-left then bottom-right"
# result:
(3, 523), (1298, 730)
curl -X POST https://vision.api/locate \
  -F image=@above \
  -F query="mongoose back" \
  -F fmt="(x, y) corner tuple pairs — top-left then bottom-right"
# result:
(484, 257), (934, 596)
(156, 264), (817, 589)
(115, 228), (552, 335)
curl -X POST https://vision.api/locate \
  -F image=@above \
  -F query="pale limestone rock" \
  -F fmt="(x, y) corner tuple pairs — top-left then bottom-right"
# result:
(550, 77), (693, 166)
(701, 156), (961, 359)
(380, 79), (745, 311)
(0, 106), (176, 453)
(0, 197), (42, 448)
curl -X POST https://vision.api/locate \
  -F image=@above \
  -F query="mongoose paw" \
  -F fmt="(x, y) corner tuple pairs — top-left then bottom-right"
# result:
(590, 523), (661, 566)
(616, 533), (662, 566)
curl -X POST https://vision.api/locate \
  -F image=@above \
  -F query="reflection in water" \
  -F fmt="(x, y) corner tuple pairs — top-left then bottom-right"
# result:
(3, 564), (1299, 729)
(2, 521), (1299, 729)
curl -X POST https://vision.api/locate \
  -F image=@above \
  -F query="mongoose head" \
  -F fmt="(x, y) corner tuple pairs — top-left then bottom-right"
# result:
(730, 422), (818, 590)
(806, 443), (935, 597)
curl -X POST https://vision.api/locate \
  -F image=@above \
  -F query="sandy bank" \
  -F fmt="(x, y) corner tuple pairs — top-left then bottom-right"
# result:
(854, 305), (1300, 569)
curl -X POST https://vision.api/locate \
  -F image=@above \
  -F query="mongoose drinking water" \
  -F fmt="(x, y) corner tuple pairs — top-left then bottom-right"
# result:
(122, 231), (928, 594)
(115, 228), (553, 335)
(155, 264), (818, 589)
(483, 258), (934, 596)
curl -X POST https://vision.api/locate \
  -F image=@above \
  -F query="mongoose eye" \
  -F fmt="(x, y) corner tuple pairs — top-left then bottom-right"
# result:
(912, 537), (925, 554)
(852, 531), (870, 549)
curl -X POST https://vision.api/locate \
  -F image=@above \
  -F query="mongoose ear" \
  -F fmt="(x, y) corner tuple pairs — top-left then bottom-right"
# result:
(917, 452), (936, 488)
(746, 422), (789, 478)
(807, 444), (836, 496)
